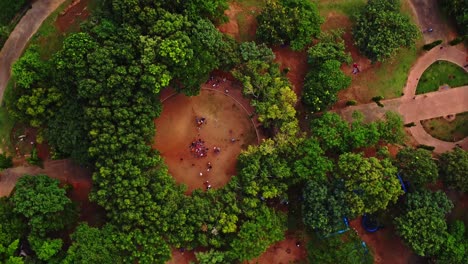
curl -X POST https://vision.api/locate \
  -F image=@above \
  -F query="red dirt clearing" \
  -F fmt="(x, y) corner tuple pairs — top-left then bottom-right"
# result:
(350, 217), (422, 264)
(55, 0), (89, 33)
(153, 87), (258, 193)
(246, 234), (307, 264)
(273, 47), (308, 96)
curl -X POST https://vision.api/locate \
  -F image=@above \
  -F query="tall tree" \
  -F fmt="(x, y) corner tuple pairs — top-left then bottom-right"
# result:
(11, 175), (75, 235)
(256, 0), (322, 50)
(353, 0), (419, 62)
(439, 148), (468, 192)
(395, 148), (438, 188)
(336, 153), (403, 216)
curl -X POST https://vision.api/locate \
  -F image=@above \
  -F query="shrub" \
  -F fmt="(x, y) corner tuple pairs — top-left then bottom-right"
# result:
(448, 35), (467, 46)
(422, 40), (443, 51)
(346, 100), (357, 106)
(417, 144), (435, 151)
(0, 153), (13, 169)
(404, 122), (416, 127)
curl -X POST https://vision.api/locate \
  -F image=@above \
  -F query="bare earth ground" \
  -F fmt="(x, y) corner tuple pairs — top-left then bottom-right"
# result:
(350, 218), (423, 264)
(153, 87), (257, 193)
(246, 234), (307, 264)
(55, 0), (89, 32)
(408, 0), (458, 43)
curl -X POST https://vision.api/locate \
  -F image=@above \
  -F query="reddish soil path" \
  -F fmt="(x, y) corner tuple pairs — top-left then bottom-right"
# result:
(349, 218), (422, 264)
(154, 83), (258, 193)
(246, 234), (307, 264)
(338, 46), (468, 153)
(0, 0), (66, 102)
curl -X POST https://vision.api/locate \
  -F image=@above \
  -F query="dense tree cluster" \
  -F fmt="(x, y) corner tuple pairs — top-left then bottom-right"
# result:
(0, 175), (76, 263)
(6, 0), (437, 262)
(302, 31), (351, 112)
(395, 147), (438, 189)
(439, 148), (468, 192)
(353, 0), (419, 62)
(256, 0), (322, 50)
(395, 190), (453, 257)
(439, 0), (468, 35)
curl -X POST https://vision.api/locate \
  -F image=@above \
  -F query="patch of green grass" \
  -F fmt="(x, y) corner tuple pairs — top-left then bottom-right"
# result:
(416, 61), (468, 94)
(421, 112), (468, 142)
(372, 46), (421, 99)
(0, 82), (16, 153)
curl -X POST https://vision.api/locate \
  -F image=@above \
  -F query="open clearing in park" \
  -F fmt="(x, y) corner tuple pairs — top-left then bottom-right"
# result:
(153, 86), (257, 193)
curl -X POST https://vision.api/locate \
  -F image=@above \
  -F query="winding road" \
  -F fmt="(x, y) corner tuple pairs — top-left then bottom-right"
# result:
(338, 46), (468, 153)
(0, 0), (66, 102)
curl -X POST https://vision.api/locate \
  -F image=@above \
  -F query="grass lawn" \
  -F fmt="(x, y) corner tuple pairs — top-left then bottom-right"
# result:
(421, 112), (468, 142)
(416, 61), (468, 94)
(319, 0), (422, 102)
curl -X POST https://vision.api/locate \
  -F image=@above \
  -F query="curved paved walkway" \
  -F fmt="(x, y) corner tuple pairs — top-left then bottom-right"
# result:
(339, 46), (468, 153)
(0, 0), (66, 102)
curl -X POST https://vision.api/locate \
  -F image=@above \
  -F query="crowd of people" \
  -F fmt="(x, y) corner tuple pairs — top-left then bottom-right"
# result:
(189, 139), (208, 158)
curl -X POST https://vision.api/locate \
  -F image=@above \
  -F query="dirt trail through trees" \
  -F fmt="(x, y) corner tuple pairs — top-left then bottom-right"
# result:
(0, 0), (66, 102)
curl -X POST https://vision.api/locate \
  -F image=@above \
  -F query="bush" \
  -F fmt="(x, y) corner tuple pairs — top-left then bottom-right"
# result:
(372, 96), (384, 102)
(346, 100), (357, 106)
(404, 122), (416, 127)
(417, 144), (435, 151)
(448, 35), (467, 46)
(26, 146), (42, 167)
(423, 40), (443, 51)
(0, 153), (13, 169)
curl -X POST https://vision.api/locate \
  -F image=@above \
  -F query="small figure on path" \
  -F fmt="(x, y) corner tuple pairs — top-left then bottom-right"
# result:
(352, 63), (360, 74)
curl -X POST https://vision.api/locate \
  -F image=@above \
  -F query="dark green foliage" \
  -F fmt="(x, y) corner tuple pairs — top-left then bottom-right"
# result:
(307, 232), (373, 264)
(26, 146), (42, 167)
(0, 198), (25, 260)
(422, 39), (443, 51)
(310, 111), (404, 154)
(256, 0), (322, 50)
(449, 35), (467, 45)
(232, 52), (298, 135)
(336, 153), (403, 216)
(227, 206), (286, 261)
(302, 31), (351, 112)
(0, 0), (26, 25)
(395, 148), (438, 188)
(395, 190), (453, 256)
(416, 144), (435, 151)
(353, 0), (419, 62)
(64, 224), (121, 264)
(307, 30), (351, 65)
(302, 60), (351, 112)
(0, 153), (13, 169)
(346, 100), (357, 106)
(11, 175), (75, 235)
(294, 138), (333, 182)
(439, 148), (468, 192)
(302, 180), (349, 234)
(437, 221), (468, 264)
(439, 0), (468, 35)
(10, 47), (61, 127)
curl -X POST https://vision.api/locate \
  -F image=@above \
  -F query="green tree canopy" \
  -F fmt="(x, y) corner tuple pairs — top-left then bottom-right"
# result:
(395, 148), (438, 188)
(336, 153), (403, 216)
(11, 175), (75, 235)
(256, 0), (322, 50)
(353, 0), (419, 62)
(395, 190), (454, 257)
(439, 148), (468, 192)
